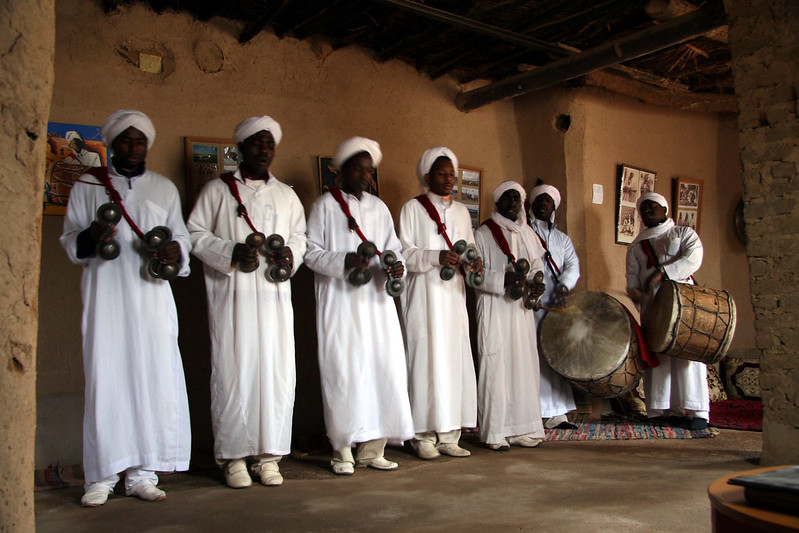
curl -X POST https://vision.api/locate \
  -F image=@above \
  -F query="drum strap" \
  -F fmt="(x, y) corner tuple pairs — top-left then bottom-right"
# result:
(482, 219), (516, 265)
(220, 172), (262, 235)
(86, 166), (145, 239)
(533, 229), (562, 281)
(622, 306), (659, 368)
(329, 187), (382, 256)
(415, 195), (455, 250)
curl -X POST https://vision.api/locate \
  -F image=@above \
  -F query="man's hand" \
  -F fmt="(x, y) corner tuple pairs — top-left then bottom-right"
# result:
(89, 221), (116, 243)
(467, 256), (484, 274)
(232, 242), (258, 268)
(155, 241), (181, 264)
(627, 287), (643, 303)
(269, 246), (293, 267)
(504, 271), (525, 288)
(345, 252), (370, 270)
(647, 271), (664, 291)
(439, 249), (459, 268)
(386, 260), (404, 279)
(529, 281), (546, 298)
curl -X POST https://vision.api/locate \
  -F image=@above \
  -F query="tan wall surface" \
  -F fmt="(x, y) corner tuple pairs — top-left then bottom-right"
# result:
(38, 0), (523, 466)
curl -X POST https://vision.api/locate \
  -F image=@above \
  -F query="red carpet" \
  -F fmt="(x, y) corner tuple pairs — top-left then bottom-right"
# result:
(710, 400), (762, 431)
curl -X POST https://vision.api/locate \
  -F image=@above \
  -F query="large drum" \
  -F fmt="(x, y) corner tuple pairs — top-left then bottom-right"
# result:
(539, 291), (645, 398)
(642, 281), (736, 365)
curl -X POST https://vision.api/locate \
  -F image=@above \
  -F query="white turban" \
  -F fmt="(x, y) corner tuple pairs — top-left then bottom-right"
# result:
(65, 131), (82, 144)
(417, 146), (458, 186)
(636, 192), (669, 215)
(492, 180), (526, 204)
(234, 116), (283, 146)
(528, 184), (562, 223)
(101, 109), (156, 149)
(334, 136), (382, 170)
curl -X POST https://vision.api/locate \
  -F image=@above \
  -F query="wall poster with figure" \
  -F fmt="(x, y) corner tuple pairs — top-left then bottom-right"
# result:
(44, 122), (109, 215)
(616, 164), (656, 244)
(456, 165), (482, 229)
(672, 177), (703, 233)
(185, 137), (240, 208)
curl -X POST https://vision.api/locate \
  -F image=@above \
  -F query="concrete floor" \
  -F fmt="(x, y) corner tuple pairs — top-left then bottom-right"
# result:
(35, 429), (762, 533)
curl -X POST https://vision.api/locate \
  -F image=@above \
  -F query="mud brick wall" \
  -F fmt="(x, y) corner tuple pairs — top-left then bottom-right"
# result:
(725, 0), (799, 464)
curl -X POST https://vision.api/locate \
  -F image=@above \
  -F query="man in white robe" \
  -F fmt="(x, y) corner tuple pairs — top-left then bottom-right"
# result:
(188, 116), (307, 488)
(528, 184), (578, 430)
(474, 181), (546, 450)
(60, 109), (191, 507)
(305, 137), (414, 475)
(626, 192), (708, 429)
(398, 146), (479, 460)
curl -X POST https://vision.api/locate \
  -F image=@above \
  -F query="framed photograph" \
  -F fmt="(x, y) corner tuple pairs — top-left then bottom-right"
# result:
(43, 122), (109, 215)
(184, 137), (240, 208)
(317, 156), (379, 197)
(456, 165), (482, 229)
(673, 177), (703, 233)
(616, 164), (656, 244)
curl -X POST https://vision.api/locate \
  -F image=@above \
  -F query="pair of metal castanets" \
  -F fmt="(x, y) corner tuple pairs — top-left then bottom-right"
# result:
(347, 241), (404, 297)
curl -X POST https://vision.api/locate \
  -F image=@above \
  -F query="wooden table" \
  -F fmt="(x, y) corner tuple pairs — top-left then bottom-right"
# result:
(708, 465), (799, 533)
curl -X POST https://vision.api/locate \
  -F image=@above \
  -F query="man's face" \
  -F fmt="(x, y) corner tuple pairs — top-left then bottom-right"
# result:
(239, 130), (275, 177)
(496, 189), (522, 221)
(425, 157), (455, 197)
(639, 199), (668, 228)
(111, 127), (147, 170)
(340, 152), (374, 197)
(531, 193), (555, 222)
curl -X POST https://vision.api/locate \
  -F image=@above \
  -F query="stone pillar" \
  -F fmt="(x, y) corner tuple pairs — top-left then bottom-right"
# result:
(0, 1), (55, 530)
(725, 0), (799, 465)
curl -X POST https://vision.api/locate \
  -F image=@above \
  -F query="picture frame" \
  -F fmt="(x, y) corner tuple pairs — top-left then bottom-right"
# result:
(456, 165), (482, 229)
(317, 156), (379, 197)
(616, 164), (656, 244)
(43, 122), (109, 215)
(184, 137), (240, 208)
(672, 177), (703, 233)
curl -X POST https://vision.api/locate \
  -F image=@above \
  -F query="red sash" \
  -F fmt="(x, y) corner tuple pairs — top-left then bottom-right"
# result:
(533, 228), (562, 278)
(623, 306), (659, 368)
(86, 167), (145, 239)
(482, 219), (516, 264)
(415, 194), (454, 249)
(329, 187), (382, 256)
(220, 172), (260, 234)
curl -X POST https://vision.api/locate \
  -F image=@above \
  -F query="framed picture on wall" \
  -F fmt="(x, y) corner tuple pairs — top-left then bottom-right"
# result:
(184, 137), (240, 208)
(616, 164), (656, 244)
(456, 165), (482, 229)
(316, 156), (379, 197)
(673, 177), (703, 233)
(43, 122), (110, 215)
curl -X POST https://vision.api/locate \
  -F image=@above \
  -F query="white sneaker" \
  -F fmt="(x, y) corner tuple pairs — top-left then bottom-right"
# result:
(127, 481), (166, 502)
(355, 456), (398, 470)
(331, 461), (355, 475)
(224, 459), (252, 489)
(81, 484), (111, 507)
(488, 439), (510, 451)
(508, 435), (543, 448)
(414, 441), (441, 460)
(437, 443), (471, 457)
(253, 462), (283, 486)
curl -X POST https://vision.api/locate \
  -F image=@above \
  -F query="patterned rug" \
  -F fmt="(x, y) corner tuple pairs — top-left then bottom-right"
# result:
(710, 399), (762, 431)
(543, 414), (718, 441)
(35, 463), (84, 491)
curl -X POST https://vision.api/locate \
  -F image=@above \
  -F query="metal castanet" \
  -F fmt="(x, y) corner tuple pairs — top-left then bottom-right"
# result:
(143, 226), (172, 252)
(95, 203), (122, 260)
(143, 226), (181, 280)
(380, 249), (404, 297)
(453, 239), (484, 288)
(507, 258), (529, 300)
(264, 234), (292, 283)
(525, 270), (545, 310)
(348, 241), (377, 286)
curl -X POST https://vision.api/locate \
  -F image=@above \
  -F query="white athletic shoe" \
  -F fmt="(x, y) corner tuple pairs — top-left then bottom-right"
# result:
(127, 481), (166, 502)
(224, 459), (253, 489)
(253, 462), (283, 486)
(508, 435), (543, 448)
(81, 484), (111, 507)
(355, 456), (398, 470)
(437, 443), (471, 457)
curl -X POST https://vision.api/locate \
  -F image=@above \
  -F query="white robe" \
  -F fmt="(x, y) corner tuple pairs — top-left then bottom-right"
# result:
(187, 170), (307, 460)
(625, 220), (708, 415)
(474, 221), (546, 444)
(398, 193), (477, 434)
(530, 219), (578, 418)
(304, 191), (414, 451)
(60, 167), (192, 483)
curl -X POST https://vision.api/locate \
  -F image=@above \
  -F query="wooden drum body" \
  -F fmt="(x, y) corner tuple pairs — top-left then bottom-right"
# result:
(539, 292), (645, 398)
(643, 281), (737, 365)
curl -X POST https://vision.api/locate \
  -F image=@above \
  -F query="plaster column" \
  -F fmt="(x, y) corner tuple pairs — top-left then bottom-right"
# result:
(0, 0), (55, 530)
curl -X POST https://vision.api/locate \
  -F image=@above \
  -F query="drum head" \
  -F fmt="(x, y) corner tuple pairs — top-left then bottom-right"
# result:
(540, 292), (632, 382)
(643, 281), (680, 353)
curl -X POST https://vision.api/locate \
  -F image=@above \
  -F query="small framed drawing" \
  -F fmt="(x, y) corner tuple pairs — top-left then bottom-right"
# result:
(457, 165), (482, 229)
(43, 122), (110, 215)
(184, 137), (240, 208)
(616, 164), (656, 244)
(672, 177), (703, 233)
(316, 156), (379, 197)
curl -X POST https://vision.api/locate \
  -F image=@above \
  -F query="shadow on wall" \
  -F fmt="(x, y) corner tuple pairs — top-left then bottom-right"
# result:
(172, 259), (328, 470)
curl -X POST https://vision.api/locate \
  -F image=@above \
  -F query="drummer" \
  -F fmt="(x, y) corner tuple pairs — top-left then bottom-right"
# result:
(528, 182), (579, 430)
(625, 192), (708, 430)
(474, 181), (547, 450)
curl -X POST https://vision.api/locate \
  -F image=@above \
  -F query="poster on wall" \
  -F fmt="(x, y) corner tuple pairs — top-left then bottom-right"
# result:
(672, 177), (703, 233)
(456, 165), (482, 229)
(616, 164), (656, 244)
(43, 122), (109, 215)
(317, 156), (379, 197)
(184, 137), (240, 208)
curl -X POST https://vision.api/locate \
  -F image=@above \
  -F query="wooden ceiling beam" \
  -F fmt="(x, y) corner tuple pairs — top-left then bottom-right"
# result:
(239, 0), (289, 43)
(455, 0), (726, 111)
